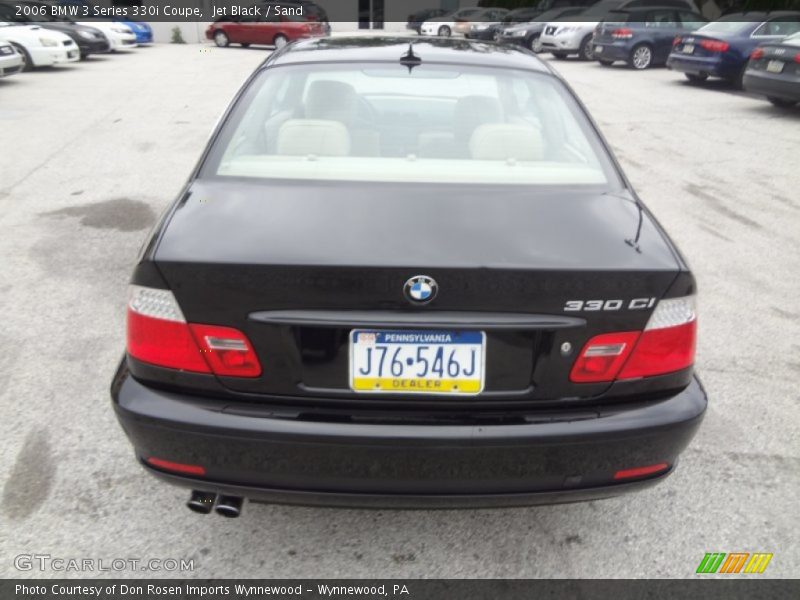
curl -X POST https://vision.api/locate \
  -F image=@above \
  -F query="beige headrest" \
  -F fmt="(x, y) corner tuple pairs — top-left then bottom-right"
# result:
(276, 119), (351, 156)
(453, 95), (503, 143)
(469, 123), (544, 161)
(305, 80), (358, 124)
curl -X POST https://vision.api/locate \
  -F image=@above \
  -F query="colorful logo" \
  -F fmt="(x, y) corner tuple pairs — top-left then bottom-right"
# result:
(404, 275), (438, 304)
(696, 552), (773, 574)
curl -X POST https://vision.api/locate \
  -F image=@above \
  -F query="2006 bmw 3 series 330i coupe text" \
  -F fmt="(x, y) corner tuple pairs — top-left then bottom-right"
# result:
(111, 37), (707, 515)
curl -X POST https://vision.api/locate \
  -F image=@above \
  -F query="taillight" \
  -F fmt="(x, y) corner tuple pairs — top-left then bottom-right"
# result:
(699, 39), (729, 53)
(618, 296), (696, 380)
(612, 28), (633, 40)
(570, 296), (696, 383)
(673, 36), (682, 47)
(569, 331), (640, 383)
(794, 52), (800, 64)
(126, 285), (261, 377)
(190, 323), (261, 377)
(750, 47), (765, 59)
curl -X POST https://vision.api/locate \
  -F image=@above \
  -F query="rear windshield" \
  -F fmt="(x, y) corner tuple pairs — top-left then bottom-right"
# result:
(697, 20), (752, 34)
(206, 63), (618, 187)
(605, 11), (631, 22)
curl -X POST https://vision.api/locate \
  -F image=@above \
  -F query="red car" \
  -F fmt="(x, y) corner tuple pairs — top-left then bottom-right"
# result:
(206, 13), (326, 49)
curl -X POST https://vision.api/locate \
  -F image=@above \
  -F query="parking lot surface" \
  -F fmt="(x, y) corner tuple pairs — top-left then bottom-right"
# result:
(0, 44), (798, 579)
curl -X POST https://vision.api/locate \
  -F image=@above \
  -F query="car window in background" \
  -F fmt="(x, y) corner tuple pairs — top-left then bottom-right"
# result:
(753, 17), (800, 37)
(605, 10), (631, 22)
(677, 11), (706, 28)
(207, 64), (619, 187)
(698, 20), (751, 34)
(578, 1), (625, 19)
(645, 10), (679, 27)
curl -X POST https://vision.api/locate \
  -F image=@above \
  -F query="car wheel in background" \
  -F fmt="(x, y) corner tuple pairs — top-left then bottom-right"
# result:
(552, 52), (568, 59)
(80, 52), (88, 61)
(213, 30), (229, 47)
(526, 34), (540, 51)
(767, 96), (798, 108)
(438, 25), (451, 37)
(10, 43), (31, 71)
(578, 35), (595, 61)
(630, 44), (653, 70)
(241, 43), (250, 48)
(599, 59), (614, 66)
(684, 73), (707, 83)
(273, 34), (288, 49)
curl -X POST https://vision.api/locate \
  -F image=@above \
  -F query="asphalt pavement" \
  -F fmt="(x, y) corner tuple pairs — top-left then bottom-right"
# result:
(0, 43), (798, 579)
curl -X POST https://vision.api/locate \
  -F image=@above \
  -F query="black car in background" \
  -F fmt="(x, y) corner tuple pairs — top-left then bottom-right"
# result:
(743, 31), (800, 107)
(593, 6), (707, 68)
(406, 7), (448, 33)
(497, 7), (588, 50)
(112, 37), (706, 515)
(0, 0), (108, 59)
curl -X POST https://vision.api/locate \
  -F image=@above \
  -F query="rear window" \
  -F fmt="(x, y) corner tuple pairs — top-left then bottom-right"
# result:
(605, 11), (631, 22)
(697, 20), (752, 34)
(206, 63), (618, 187)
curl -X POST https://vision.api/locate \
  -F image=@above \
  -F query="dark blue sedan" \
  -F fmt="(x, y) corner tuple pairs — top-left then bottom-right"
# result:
(667, 12), (800, 88)
(593, 6), (707, 69)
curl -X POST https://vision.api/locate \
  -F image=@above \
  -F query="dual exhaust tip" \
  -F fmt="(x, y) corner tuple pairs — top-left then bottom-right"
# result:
(187, 490), (243, 518)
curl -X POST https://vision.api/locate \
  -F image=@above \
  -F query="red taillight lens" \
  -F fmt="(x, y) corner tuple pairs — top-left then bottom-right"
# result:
(147, 457), (206, 476)
(750, 47), (765, 59)
(618, 320), (696, 380)
(612, 28), (633, 39)
(699, 39), (729, 53)
(794, 52), (800, 64)
(673, 36), (682, 47)
(189, 323), (261, 377)
(126, 286), (260, 378)
(571, 296), (696, 384)
(127, 286), (211, 373)
(570, 331), (640, 383)
(614, 462), (669, 480)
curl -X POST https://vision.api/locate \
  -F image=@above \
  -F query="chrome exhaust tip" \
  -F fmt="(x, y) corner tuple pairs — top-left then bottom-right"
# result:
(186, 490), (216, 514)
(214, 495), (243, 518)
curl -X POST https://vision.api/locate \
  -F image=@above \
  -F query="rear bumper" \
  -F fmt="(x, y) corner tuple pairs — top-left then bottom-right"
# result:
(667, 53), (738, 79)
(112, 365), (707, 508)
(743, 69), (800, 101)
(593, 41), (631, 62)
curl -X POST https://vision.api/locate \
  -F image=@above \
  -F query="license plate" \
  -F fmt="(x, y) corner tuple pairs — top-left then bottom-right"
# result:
(349, 330), (485, 395)
(595, 44), (603, 53)
(682, 44), (694, 54)
(766, 59), (784, 73)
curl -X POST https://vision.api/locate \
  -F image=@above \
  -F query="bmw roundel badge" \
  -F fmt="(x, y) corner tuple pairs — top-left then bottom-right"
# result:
(404, 275), (438, 304)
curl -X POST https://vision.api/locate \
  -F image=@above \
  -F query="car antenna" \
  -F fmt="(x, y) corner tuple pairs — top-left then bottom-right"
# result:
(625, 203), (644, 254)
(400, 43), (422, 73)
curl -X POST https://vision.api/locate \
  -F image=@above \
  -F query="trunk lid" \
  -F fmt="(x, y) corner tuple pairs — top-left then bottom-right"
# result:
(153, 179), (680, 402)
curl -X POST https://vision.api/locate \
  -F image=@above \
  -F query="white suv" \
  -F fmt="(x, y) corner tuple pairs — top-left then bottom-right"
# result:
(538, 0), (699, 60)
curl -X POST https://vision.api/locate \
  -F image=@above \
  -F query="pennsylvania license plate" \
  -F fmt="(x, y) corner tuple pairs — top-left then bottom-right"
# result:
(349, 330), (485, 395)
(682, 44), (694, 54)
(767, 60), (785, 73)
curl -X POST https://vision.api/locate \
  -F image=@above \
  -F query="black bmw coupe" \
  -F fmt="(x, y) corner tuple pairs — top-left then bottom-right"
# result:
(111, 37), (706, 516)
